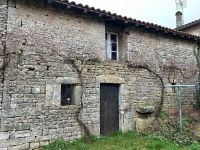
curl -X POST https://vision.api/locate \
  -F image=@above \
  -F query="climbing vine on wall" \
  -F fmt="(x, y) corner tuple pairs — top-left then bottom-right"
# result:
(127, 64), (165, 118)
(194, 44), (200, 109)
(127, 48), (196, 118)
(4, 1), (199, 144)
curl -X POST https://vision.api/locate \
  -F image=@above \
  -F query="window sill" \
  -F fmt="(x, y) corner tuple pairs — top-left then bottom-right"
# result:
(106, 59), (119, 62)
(59, 104), (82, 109)
(104, 59), (125, 64)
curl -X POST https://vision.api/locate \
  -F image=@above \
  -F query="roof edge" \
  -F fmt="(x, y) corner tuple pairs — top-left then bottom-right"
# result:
(176, 19), (200, 31)
(47, 0), (200, 42)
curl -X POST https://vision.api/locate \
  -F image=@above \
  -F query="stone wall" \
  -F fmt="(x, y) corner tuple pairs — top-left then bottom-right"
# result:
(127, 29), (197, 108)
(0, 0), (198, 149)
(0, 0), (105, 149)
(181, 24), (200, 36)
(0, 0), (8, 145)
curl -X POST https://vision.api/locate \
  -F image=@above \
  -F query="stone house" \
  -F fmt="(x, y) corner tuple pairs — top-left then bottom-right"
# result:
(0, 0), (200, 149)
(178, 19), (200, 36)
(176, 11), (200, 36)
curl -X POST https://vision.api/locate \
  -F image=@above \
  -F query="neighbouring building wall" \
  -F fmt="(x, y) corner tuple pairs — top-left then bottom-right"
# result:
(181, 24), (200, 36)
(0, 0), (198, 149)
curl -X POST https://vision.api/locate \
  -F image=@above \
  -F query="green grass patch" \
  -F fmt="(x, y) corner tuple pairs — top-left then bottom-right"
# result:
(40, 131), (200, 150)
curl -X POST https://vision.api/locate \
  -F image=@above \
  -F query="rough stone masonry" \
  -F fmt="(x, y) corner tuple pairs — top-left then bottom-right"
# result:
(0, 0), (199, 149)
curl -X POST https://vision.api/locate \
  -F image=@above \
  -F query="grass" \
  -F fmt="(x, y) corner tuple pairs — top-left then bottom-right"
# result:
(40, 131), (200, 150)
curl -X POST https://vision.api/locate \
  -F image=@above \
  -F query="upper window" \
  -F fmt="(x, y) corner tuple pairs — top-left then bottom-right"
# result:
(105, 32), (118, 60)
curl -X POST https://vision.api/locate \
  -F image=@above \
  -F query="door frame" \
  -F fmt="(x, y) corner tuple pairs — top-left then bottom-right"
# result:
(96, 75), (125, 135)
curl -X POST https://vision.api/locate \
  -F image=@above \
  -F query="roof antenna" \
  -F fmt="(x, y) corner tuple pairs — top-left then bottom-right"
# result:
(175, 0), (187, 27)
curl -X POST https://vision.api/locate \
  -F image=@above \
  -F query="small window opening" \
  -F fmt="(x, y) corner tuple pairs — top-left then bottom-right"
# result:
(61, 84), (75, 106)
(105, 32), (118, 60)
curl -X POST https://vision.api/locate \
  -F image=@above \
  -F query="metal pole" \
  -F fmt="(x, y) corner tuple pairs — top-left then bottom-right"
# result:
(164, 84), (195, 134)
(177, 87), (183, 134)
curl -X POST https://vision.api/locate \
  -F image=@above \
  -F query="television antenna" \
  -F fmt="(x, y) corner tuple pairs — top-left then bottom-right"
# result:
(175, 0), (187, 24)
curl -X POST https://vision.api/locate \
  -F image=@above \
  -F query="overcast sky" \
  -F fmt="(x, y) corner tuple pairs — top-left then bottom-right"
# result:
(70, 0), (200, 28)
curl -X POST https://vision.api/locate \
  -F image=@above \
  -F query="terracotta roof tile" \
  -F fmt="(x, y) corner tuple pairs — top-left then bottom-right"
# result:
(48, 0), (200, 42)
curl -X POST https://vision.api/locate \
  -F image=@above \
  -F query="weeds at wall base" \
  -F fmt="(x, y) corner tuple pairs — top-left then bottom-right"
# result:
(146, 109), (200, 146)
(40, 131), (200, 150)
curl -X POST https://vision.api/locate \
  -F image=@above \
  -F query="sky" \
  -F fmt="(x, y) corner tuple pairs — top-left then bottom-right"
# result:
(69, 0), (200, 28)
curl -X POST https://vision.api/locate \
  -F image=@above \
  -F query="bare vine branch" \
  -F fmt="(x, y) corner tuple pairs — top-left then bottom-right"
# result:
(127, 64), (165, 118)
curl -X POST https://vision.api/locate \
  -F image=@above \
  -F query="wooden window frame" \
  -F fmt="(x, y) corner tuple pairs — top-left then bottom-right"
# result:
(105, 32), (119, 60)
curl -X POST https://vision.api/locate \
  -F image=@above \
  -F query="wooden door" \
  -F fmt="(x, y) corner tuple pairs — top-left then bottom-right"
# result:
(100, 83), (119, 136)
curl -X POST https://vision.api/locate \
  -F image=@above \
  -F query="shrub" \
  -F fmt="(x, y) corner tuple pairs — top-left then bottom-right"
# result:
(147, 110), (197, 145)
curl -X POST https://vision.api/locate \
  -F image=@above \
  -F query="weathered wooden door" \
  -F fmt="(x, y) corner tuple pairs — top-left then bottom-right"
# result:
(100, 83), (119, 136)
